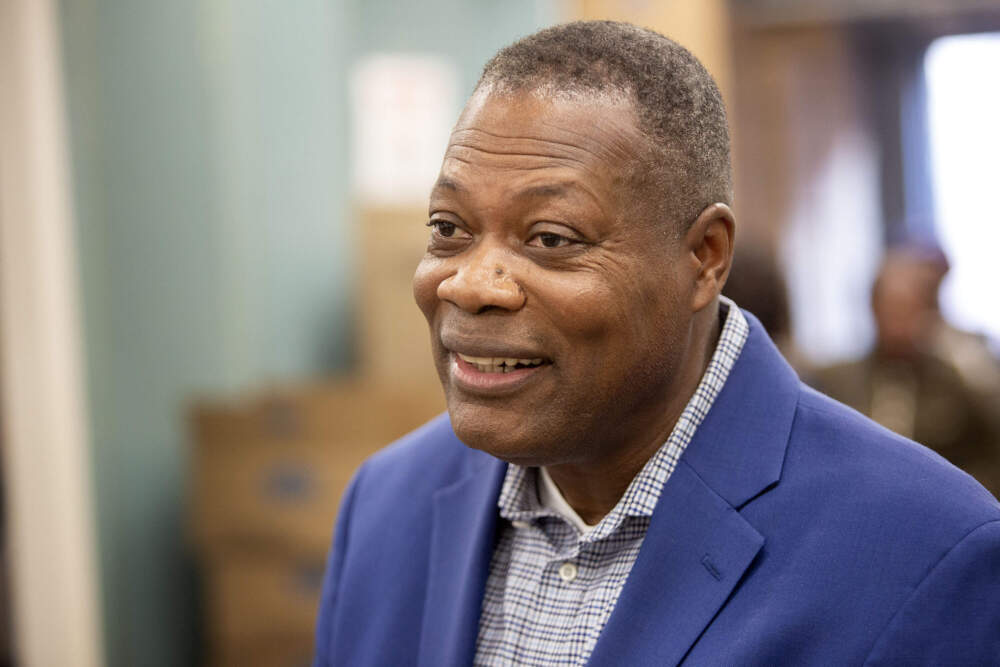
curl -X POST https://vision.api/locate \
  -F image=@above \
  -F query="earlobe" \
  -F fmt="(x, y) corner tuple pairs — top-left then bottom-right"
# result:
(688, 203), (736, 312)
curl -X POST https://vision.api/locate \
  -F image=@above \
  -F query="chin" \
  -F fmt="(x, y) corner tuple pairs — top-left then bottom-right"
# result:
(447, 407), (551, 466)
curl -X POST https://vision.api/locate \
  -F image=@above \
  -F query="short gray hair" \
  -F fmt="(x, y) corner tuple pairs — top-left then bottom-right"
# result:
(478, 20), (732, 229)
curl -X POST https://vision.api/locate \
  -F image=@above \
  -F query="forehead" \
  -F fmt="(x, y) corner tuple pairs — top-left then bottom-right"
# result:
(438, 90), (646, 194)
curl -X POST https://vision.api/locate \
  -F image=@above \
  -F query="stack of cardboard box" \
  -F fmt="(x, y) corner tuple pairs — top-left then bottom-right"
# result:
(190, 382), (444, 666)
(355, 205), (442, 389)
(189, 206), (445, 666)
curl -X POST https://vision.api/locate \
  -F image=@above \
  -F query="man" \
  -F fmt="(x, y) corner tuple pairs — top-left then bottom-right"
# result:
(816, 245), (1000, 496)
(314, 22), (1000, 665)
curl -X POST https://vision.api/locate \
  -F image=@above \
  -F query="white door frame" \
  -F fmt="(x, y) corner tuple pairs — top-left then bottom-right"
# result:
(0, 0), (104, 665)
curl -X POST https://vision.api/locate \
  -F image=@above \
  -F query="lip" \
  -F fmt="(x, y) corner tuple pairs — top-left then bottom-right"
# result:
(449, 353), (550, 396)
(440, 331), (548, 362)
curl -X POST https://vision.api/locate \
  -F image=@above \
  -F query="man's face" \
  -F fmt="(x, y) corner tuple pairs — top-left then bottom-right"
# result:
(873, 258), (942, 358)
(413, 90), (702, 467)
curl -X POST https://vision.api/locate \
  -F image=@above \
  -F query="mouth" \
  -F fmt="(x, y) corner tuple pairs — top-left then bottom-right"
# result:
(455, 352), (546, 374)
(448, 350), (552, 395)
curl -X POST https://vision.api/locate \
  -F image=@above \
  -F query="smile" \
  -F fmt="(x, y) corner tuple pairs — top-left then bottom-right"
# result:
(456, 353), (545, 374)
(449, 350), (551, 396)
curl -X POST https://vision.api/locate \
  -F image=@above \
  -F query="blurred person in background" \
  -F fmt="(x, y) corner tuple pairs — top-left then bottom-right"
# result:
(314, 22), (1000, 666)
(815, 244), (1000, 496)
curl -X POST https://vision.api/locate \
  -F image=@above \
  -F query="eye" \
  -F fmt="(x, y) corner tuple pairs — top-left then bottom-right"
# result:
(528, 231), (574, 249)
(426, 219), (471, 250)
(428, 219), (457, 237)
(427, 219), (473, 241)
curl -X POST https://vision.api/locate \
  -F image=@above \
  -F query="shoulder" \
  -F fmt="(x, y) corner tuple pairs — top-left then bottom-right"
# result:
(777, 384), (1000, 576)
(862, 518), (1000, 664)
(314, 413), (499, 663)
(789, 385), (998, 522)
(321, 412), (499, 597)
(348, 413), (498, 515)
(724, 383), (1000, 660)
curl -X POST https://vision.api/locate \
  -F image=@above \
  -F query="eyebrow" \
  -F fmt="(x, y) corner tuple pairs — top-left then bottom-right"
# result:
(430, 178), (582, 203)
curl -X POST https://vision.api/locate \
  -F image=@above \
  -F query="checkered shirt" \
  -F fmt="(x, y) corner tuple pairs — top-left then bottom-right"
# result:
(474, 299), (749, 666)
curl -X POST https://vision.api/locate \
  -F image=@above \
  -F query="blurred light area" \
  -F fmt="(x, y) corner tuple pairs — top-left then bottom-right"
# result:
(350, 54), (459, 205)
(925, 32), (1000, 345)
(782, 130), (882, 365)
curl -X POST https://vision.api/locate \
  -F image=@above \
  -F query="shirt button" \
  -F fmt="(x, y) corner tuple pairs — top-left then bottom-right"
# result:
(558, 561), (578, 582)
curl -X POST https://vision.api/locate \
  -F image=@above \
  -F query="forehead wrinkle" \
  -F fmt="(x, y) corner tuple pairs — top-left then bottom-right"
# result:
(511, 183), (568, 199)
(534, 116), (640, 166)
(447, 142), (588, 164)
(443, 143), (592, 176)
(449, 127), (619, 166)
(451, 126), (611, 155)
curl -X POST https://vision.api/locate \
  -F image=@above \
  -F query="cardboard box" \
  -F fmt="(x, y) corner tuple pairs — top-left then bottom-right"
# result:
(356, 206), (441, 389)
(211, 637), (314, 667)
(189, 381), (444, 555)
(204, 550), (322, 667)
(206, 550), (324, 641)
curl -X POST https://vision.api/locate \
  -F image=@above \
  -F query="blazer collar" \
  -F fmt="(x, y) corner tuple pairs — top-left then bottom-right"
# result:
(590, 313), (800, 665)
(682, 311), (799, 508)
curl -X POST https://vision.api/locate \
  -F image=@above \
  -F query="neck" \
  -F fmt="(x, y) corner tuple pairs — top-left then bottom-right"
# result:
(545, 303), (722, 524)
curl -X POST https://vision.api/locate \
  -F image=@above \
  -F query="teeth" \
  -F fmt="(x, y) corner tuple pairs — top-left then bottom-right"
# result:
(457, 352), (546, 373)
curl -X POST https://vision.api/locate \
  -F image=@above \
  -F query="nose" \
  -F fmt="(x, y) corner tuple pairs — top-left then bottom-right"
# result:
(437, 245), (525, 313)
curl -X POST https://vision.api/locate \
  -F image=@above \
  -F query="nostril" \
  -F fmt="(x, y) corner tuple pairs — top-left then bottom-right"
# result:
(437, 264), (526, 313)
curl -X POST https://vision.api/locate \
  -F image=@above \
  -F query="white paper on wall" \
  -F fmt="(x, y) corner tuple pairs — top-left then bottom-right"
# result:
(350, 54), (460, 205)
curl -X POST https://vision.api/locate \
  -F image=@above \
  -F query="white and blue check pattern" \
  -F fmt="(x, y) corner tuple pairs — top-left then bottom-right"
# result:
(474, 298), (749, 666)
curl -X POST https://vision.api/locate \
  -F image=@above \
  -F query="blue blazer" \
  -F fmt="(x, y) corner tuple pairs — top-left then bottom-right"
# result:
(314, 314), (1000, 665)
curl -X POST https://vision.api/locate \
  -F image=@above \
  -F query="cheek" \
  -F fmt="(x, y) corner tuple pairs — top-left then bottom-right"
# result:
(412, 256), (444, 323)
(537, 261), (679, 345)
(533, 273), (620, 342)
(553, 270), (689, 398)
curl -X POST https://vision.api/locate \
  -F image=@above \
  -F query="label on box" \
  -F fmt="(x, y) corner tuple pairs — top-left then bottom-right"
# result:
(261, 463), (316, 503)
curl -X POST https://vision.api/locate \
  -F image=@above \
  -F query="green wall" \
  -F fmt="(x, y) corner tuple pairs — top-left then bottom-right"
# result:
(59, 1), (558, 665)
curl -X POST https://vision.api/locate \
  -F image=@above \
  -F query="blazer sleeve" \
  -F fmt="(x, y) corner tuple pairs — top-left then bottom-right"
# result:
(312, 462), (366, 667)
(863, 519), (1000, 666)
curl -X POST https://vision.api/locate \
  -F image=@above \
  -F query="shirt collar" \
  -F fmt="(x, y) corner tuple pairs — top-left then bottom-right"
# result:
(497, 297), (750, 541)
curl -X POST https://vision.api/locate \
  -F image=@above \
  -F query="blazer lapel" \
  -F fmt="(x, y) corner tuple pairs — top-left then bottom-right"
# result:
(590, 314), (800, 666)
(418, 455), (506, 667)
(588, 462), (764, 666)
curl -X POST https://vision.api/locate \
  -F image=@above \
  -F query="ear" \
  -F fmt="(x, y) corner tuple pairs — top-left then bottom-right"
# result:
(685, 203), (735, 312)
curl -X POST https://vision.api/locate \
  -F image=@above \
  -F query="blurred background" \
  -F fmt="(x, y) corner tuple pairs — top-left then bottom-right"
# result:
(1, 0), (998, 665)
